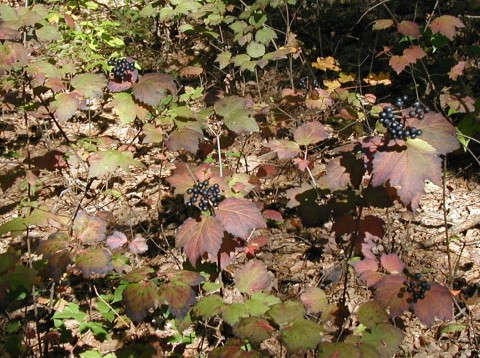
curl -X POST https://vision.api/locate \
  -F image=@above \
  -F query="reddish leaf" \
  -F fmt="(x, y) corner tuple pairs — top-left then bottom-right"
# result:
(372, 19), (394, 30)
(403, 45), (426, 63)
(166, 162), (196, 195)
(123, 281), (158, 323)
(234, 259), (274, 294)
(44, 251), (73, 280)
(326, 157), (351, 192)
(128, 235), (148, 254)
(440, 93), (476, 114)
(50, 92), (80, 122)
(176, 216), (224, 266)
(210, 338), (263, 358)
(233, 317), (275, 345)
(265, 139), (300, 159)
(293, 121), (328, 146)
(216, 198), (267, 239)
(106, 231), (128, 250)
(448, 61), (466, 81)
(397, 20), (420, 38)
(166, 128), (203, 153)
(72, 211), (107, 244)
(217, 236), (245, 270)
(285, 183), (314, 208)
(389, 55), (409, 75)
(263, 209), (284, 222)
(245, 236), (269, 257)
(132, 73), (177, 108)
(256, 164), (278, 178)
(413, 282), (453, 326)
(428, 15), (465, 40)
(405, 112), (459, 155)
(300, 287), (328, 314)
(37, 232), (71, 258)
(159, 281), (196, 319)
(164, 269), (204, 286)
(267, 300), (305, 327)
(380, 253), (405, 274)
(352, 259), (382, 286)
(374, 274), (409, 318)
(123, 267), (154, 283)
(293, 158), (310, 172)
(75, 248), (112, 279)
(371, 139), (442, 210)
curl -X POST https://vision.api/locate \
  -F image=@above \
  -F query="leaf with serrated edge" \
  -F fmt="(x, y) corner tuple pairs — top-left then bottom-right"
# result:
(210, 338), (264, 358)
(166, 128), (203, 153)
(106, 231), (128, 250)
(111, 93), (137, 124)
(380, 253), (405, 274)
(159, 281), (196, 319)
(265, 139), (300, 159)
(132, 73), (177, 108)
(50, 92), (80, 122)
(371, 139), (442, 210)
(372, 19), (393, 30)
(413, 282), (453, 326)
(176, 216), (224, 266)
(301, 287), (328, 314)
(234, 317), (274, 345)
(280, 318), (323, 354)
(428, 15), (464, 40)
(357, 301), (389, 329)
(397, 20), (420, 38)
(71, 73), (107, 99)
(361, 323), (404, 357)
(142, 123), (163, 143)
(123, 267), (154, 283)
(293, 121), (328, 146)
(374, 274), (409, 318)
(72, 210), (107, 244)
(88, 150), (145, 179)
(75, 248), (112, 279)
(216, 198), (266, 239)
(128, 235), (148, 254)
(222, 303), (250, 326)
(267, 300), (305, 327)
(389, 55), (409, 75)
(166, 162), (196, 195)
(122, 281), (158, 323)
(193, 294), (225, 319)
(234, 259), (274, 294)
(245, 293), (281, 316)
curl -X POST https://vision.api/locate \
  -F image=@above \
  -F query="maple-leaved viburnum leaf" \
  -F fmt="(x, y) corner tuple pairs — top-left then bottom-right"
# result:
(176, 216), (224, 266)
(428, 15), (465, 40)
(132, 73), (177, 108)
(234, 259), (274, 294)
(265, 139), (300, 160)
(214, 95), (259, 134)
(293, 121), (329, 146)
(88, 150), (145, 179)
(216, 198), (267, 239)
(122, 281), (158, 323)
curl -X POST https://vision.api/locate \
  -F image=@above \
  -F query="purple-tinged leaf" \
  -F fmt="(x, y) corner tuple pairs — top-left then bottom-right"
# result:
(293, 121), (329, 146)
(428, 15), (465, 40)
(123, 267), (154, 283)
(216, 198), (266, 239)
(397, 20), (420, 38)
(88, 150), (145, 179)
(106, 231), (128, 250)
(280, 318), (323, 353)
(413, 282), (453, 326)
(176, 216), (224, 266)
(44, 251), (73, 280)
(352, 257), (383, 287)
(374, 274), (409, 318)
(166, 128), (203, 153)
(285, 183), (313, 208)
(37, 232), (71, 258)
(263, 209), (284, 223)
(164, 270), (204, 286)
(50, 92), (80, 122)
(233, 317), (275, 345)
(71, 73), (107, 99)
(128, 235), (148, 254)
(132, 73), (177, 108)
(234, 259), (274, 294)
(267, 300), (305, 327)
(265, 139), (300, 160)
(159, 281), (196, 319)
(122, 281), (158, 323)
(300, 287), (328, 314)
(210, 338), (264, 358)
(380, 253), (404, 274)
(72, 211), (107, 244)
(75, 248), (112, 279)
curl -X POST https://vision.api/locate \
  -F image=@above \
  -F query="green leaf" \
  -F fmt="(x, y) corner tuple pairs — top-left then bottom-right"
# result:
(53, 302), (87, 322)
(193, 294), (225, 319)
(300, 286), (328, 314)
(50, 92), (80, 122)
(361, 323), (404, 357)
(214, 96), (258, 134)
(267, 300), (305, 327)
(139, 4), (156, 17)
(0, 217), (27, 237)
(0, 252), (19, 274)
(123, 267), (154, 283)
(246, 41), (265, 58)
(280, 318), (323, 353)
(111, 93), (137, 124)
(88, 150), (145, 179)
(215, 51), (232, 70)
(255, 27), (277, 44)
(233, 317), (275, 345)
(71, 73), (107, 99)
(35, 25), (60, 42)
(123, 281), (159, 323)
(234, 259), (273, 294)
(222, 303), (250, 326)
(357, 301), (389, 329)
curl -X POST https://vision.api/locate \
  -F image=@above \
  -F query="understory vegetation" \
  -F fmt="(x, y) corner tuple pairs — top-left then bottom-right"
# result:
(0, 0), (479, 356)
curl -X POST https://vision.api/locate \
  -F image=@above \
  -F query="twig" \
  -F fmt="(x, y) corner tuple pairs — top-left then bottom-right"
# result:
(92, 285), (130, 328)
(422, 215), (480, 248)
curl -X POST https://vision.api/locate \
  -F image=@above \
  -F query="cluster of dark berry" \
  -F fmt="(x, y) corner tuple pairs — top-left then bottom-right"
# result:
(186, 180), (222, 211)
(406, 273), (431, 303)
(299, 76), (320, 90)
(379, 95), (429, 140)
(107, 57), (135, 81)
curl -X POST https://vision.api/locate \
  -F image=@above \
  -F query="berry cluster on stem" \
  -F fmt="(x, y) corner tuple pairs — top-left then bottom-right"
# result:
(186, 180), (222, 212)
(379, 96), (430, 140)
(107, 57), (135, 81)
(406, 272), (431, 303)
